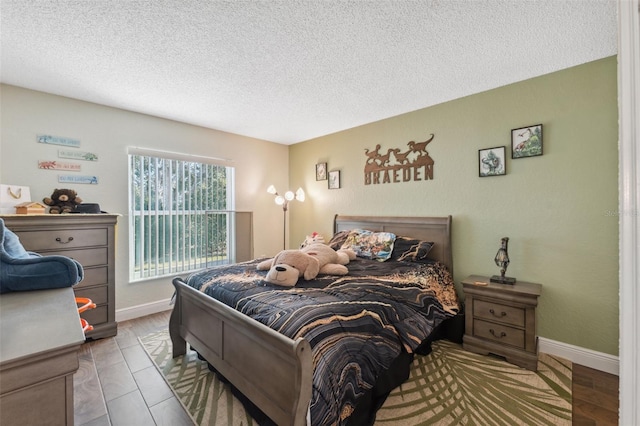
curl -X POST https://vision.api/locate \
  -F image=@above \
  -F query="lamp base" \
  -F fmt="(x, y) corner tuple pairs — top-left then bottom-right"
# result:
(490, 275), (516, 285)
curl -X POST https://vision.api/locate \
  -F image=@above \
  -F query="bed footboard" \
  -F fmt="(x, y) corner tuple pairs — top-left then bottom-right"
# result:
(170, 277), (313, 426)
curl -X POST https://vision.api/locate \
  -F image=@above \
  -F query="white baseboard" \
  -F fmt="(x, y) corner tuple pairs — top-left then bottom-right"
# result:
(538, 337), (619, 376)
(115, 298), (173, 322)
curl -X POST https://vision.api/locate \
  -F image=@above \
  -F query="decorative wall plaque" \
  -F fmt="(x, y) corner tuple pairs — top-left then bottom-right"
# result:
(37, 134), (81, 148)
(38, 160), (81, 171)
(58, 175), (99, 184)
(364, 134), (435, 185)
(58, 150), (99, 161)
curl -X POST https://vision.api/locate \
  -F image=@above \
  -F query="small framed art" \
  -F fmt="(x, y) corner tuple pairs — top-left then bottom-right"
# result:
(316, 162), (327, 181)
(328, 170), (341, 189)
(479, 146), (506, 177)
(511, 124), (543, 159)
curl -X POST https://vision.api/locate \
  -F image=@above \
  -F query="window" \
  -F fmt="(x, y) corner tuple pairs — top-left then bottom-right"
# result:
(128, 149), (235, 281)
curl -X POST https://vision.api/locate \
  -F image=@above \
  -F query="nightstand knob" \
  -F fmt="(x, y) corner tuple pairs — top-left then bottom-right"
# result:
(55, 236), (74, 244)
(489, 329), (507, 338)
(489, 308), (506, 318)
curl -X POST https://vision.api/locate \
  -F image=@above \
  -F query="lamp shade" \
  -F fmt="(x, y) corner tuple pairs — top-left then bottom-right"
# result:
(295, 187), (305, 202)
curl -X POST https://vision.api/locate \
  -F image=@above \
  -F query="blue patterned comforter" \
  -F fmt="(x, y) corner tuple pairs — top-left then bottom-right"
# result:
(185, 257), (460, 426)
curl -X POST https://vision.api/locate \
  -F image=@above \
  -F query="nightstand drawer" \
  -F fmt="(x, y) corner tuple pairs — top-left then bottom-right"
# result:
(474, 319), (524, 348)
(45, 247), (108, 267)
(14, 228), (108, 251)
(474, 299), (525, 327)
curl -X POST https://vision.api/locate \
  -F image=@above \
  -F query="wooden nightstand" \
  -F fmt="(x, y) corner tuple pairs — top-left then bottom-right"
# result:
(462, 275), (542, 371)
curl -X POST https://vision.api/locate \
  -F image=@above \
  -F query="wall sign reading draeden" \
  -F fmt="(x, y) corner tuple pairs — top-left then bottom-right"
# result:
(364, 134), (435, 185)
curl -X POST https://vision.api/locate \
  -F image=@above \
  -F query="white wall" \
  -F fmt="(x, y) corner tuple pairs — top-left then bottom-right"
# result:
(0, 84), (289, 310)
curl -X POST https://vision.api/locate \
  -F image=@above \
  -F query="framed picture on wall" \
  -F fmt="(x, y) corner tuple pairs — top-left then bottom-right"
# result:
(316, 162), (327, 181)
(479, 146), (506, 177)
(328, 170), (341, 189)
(511, 124), (543, 159)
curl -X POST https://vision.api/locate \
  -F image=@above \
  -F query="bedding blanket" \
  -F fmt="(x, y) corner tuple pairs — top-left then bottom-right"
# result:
(185, 257), (460, 426)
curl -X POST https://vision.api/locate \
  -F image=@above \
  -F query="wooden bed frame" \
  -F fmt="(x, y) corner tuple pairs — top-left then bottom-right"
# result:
(170, 215), (453, 426)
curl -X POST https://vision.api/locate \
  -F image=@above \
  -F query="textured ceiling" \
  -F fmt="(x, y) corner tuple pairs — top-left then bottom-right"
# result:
(1, 0), (618, 145)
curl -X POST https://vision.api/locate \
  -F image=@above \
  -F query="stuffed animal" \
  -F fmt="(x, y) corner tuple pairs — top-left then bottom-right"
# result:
(300, 231), (325, 248)
(304, 243), (356, 274)
(43, 188), (83, 214)
(258, 249), (319, 287)
(257, 243), (356, 287)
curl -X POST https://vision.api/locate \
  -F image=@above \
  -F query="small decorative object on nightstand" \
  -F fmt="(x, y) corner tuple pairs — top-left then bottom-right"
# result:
(490, 237), (516, 284)
(462, 275), (542, 371)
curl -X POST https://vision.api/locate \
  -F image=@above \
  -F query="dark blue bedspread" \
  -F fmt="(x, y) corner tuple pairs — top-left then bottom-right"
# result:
(185, 257), (460, 426)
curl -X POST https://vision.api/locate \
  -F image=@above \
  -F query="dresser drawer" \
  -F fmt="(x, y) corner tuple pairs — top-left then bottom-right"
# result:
(80, 305), (108, 326)
(44, 248), (108, 268)
(76, 267), (108, 288)
(74, 286), (108, 306)
(15, 228), (108, 251)
(473, 319), (525, 349)
(474, 299), (525, 327)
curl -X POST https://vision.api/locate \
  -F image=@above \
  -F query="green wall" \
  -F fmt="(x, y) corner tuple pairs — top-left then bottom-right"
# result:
(288, 57), (619, 355)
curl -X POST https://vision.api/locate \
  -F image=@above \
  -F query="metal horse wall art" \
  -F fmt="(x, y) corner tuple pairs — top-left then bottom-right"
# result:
(364, 134), (435, 185)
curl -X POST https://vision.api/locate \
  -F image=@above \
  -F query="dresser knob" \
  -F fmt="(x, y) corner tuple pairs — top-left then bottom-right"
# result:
(55, 237), (74, 244)
(489, 329), (507, 338)
(489, 308), (506, 317)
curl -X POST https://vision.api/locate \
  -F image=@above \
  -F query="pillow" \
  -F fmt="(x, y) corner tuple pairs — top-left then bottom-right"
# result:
(391, 236), (421, 259)
(395, 239), (435, 263)
(328, 230), (352, 250)
(340, 229), (396, 262)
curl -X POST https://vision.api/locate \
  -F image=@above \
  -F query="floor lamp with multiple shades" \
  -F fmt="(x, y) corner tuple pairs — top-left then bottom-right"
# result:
(267, 185), (305, 250)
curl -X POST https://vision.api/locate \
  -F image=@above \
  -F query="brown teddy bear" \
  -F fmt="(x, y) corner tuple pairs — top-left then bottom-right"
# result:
(43, 188), (83, 214)
(257, 243), (356, 287)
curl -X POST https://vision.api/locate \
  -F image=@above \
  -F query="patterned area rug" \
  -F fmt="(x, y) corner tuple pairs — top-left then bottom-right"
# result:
(141, 331), (572, 425)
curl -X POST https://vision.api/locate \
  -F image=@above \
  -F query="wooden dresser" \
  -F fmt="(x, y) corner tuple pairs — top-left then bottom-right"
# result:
(462, 275), (542, 371)
(0, 287), (85, 425)
(1, 214), (119, 339)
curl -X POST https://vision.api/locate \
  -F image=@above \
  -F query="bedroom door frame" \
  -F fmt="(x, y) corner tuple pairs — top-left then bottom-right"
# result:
(618, 0), (639, 424)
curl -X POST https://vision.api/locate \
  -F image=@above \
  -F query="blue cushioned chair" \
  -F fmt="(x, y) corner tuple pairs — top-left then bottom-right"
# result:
(0, 218), (84, 293)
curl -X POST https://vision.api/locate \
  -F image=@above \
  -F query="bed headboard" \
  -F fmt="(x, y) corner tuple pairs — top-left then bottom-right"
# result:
(334, 215), (453, 272)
